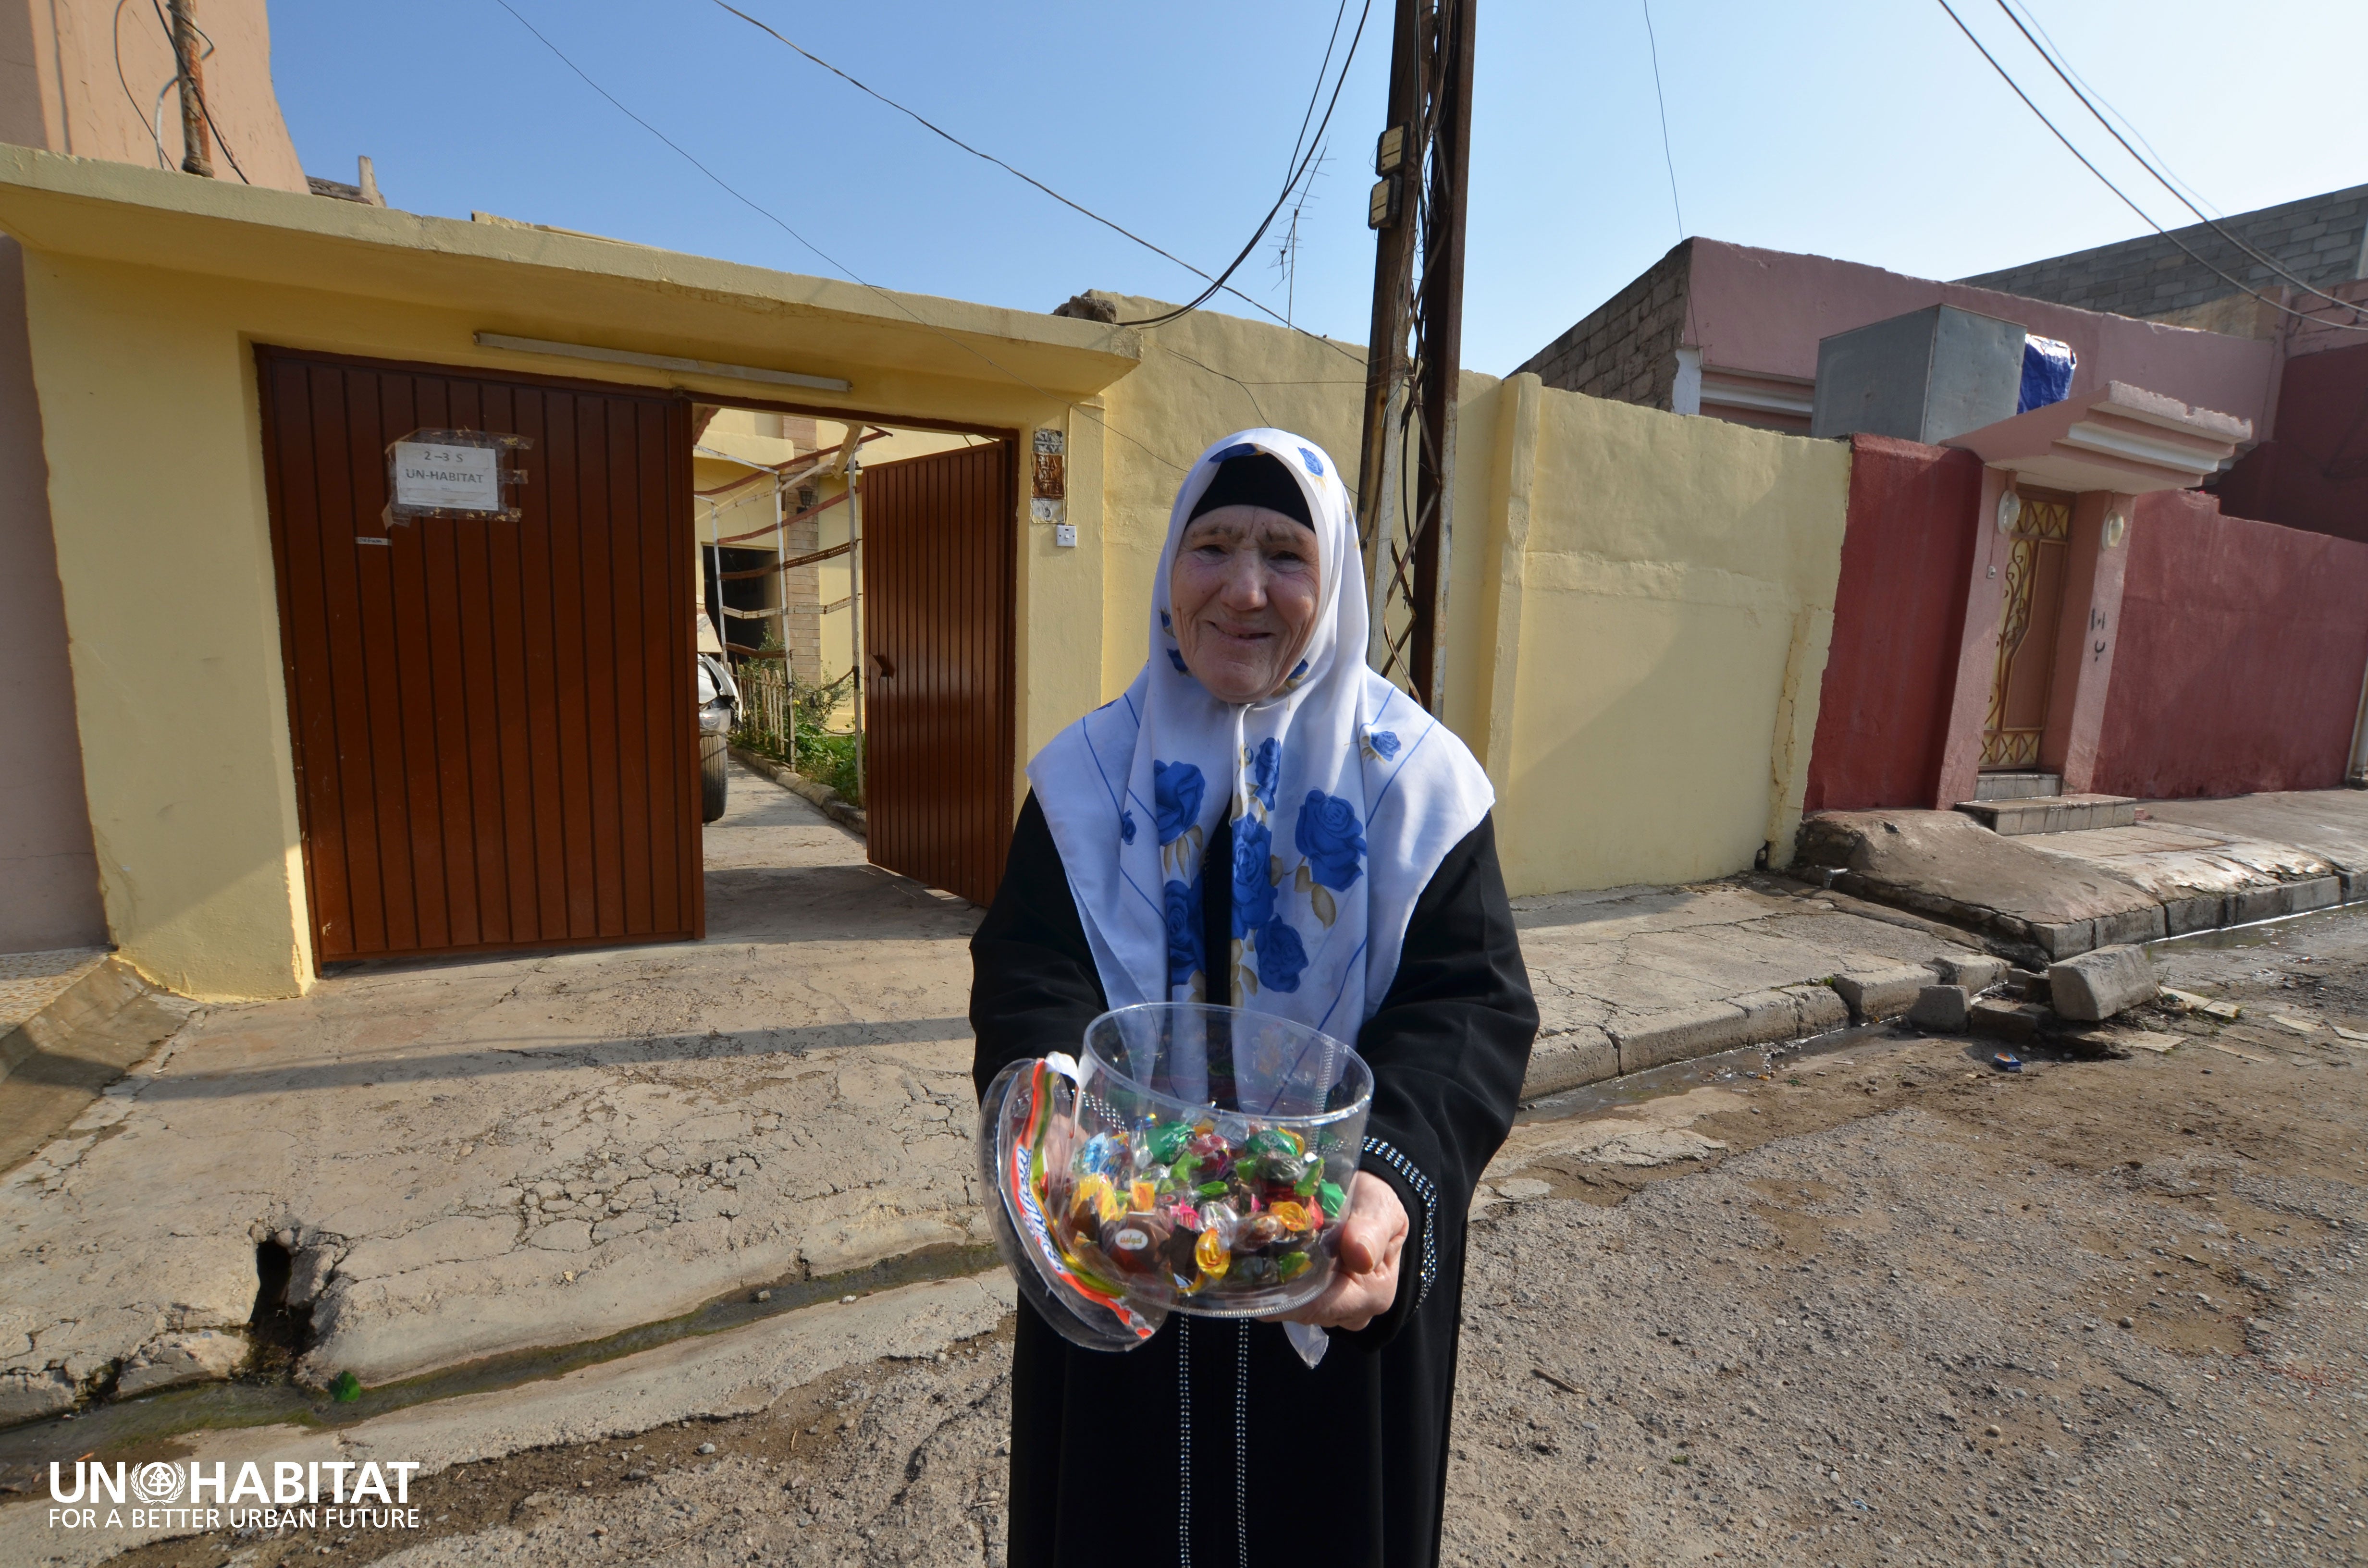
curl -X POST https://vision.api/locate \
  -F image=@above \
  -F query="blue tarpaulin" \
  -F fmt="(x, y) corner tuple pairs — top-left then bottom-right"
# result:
(2019, 335), (2076, 414)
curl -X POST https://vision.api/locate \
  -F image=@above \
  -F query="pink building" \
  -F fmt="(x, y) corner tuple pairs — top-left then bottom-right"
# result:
(1514, 236), (2276, 439)
(1516, 215), (2368, 817)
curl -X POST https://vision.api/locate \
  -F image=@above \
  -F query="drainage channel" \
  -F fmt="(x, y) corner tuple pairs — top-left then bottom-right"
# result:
(1515, 1017), (1910, 1126)
(0, 1241), (997, 1474)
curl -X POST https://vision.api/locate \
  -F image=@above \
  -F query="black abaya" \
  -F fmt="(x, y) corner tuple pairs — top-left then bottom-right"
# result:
(969, 792), (1537, 1568)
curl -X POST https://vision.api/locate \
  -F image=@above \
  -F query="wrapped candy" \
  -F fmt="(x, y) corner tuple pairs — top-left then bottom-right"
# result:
(1103, 1214), (1171, 1276)
(1044, 1116), (1357, 1305)
(979, 1003), (1374, 1347)
(1194, 1225), (1230, 1279)
(1147, 1122), (1192, 1166)
(1078, 1133), (1130, 1182)
(1070, 1173), (1123, 1225)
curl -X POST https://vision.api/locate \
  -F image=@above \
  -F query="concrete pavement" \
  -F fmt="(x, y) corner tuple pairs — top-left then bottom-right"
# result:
(1516, 880), (1985, 1092)
(12, 908), (2363, 1567)
(0, 763), (2094, 1431)
(1, 763), (984, 1421)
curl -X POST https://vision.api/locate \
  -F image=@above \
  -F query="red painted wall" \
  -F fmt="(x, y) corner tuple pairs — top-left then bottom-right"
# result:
(2094, 490), (2368, 799)
(2212, 340), (2368, 545)
(1802, 435), (1984, 812)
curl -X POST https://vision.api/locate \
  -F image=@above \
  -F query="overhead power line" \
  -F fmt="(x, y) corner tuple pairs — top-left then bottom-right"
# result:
(2003, 0), (2220, 220)
(487, 0), (1191, 474)
(1932, 0), (2367, 333)
(1988, 0), (2365, 322)
(1640, 0), (1683, 240)
(1284, 0), (1355, 179)
(708, 0), (1366, 356)
(1115, 0), (1373, 330)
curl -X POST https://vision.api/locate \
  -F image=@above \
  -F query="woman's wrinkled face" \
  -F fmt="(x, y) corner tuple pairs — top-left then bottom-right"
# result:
(1170, 503), (1321, 705)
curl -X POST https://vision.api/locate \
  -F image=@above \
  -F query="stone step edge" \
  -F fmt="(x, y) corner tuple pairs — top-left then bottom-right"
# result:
(731, 745), (868, 836)
(1807, 868), (2360, 966)
(1953, 796), (2138, 836)
(1522, 962), (1941, 1099)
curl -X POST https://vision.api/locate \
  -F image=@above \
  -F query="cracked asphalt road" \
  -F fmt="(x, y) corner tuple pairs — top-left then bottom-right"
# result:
(61, 907), (2366, 1568)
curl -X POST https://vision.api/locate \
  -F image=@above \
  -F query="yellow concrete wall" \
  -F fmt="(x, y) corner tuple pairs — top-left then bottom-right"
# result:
(1459, 373), (1850, 896)
(19, 252), (315, 998)
(9, 148), (1852, 996)
(16, 247), (1102, 998)
(1074, 301), (1852, 900)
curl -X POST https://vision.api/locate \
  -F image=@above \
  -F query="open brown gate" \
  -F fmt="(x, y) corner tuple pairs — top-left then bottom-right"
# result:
(257, 347), (700, 965)
(861, 442), (1015, 905)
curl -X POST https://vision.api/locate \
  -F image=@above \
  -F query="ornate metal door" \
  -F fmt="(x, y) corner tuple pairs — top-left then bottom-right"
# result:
(1981, 490), (2073, 770)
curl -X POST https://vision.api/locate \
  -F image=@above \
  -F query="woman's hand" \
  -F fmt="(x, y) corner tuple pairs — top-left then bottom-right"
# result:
(1271, 1172), (1407, 1332)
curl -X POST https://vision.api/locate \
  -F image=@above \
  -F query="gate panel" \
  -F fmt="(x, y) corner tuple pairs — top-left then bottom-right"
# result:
(1981, 492), (2073, 771)
(258, 348), (699, 964)
(861, 442), (1016, 905)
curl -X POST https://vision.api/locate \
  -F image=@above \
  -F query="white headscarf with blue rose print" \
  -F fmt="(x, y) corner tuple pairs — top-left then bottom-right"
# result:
(1026, 428), (1495, 1040)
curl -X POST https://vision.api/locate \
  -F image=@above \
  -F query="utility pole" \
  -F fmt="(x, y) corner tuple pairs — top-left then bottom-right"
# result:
(167, 0), (214, 178)
(1352, 0), (1476, 711)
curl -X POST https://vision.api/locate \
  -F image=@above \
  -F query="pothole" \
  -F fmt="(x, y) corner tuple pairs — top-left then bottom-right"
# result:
(247, 1239), (314, 1372)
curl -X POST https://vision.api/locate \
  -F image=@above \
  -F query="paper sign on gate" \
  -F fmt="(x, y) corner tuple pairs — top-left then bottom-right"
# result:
(392, 441), (503, 512)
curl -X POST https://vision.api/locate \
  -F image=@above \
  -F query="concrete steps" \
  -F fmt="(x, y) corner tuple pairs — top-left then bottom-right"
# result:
(1956, 793), (2137, 836)
(1973, 771), (2062, 801)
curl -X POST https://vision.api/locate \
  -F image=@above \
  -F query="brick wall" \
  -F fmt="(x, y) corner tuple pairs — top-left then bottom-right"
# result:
(1513, 239), (1693, 407)
(779, 504), (823, 686)
(1958, 184), (2368, 321)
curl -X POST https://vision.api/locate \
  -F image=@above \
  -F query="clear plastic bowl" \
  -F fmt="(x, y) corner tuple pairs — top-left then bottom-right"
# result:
(980, 1003), (1371, 1351)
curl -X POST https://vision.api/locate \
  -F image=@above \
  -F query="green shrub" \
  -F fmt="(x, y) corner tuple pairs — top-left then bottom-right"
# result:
(796, 726), (864, 806)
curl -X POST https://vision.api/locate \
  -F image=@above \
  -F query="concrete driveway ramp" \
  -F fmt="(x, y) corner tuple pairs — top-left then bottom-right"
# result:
(1796, 809), (2164, 961)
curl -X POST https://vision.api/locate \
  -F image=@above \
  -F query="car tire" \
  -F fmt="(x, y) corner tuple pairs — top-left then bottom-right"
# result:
(700, 734), (729, 823)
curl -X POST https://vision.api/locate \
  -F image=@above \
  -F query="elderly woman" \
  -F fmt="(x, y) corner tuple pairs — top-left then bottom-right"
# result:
(970, 429), (1536, 1568)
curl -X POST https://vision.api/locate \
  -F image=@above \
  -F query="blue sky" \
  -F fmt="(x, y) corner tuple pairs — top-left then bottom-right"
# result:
(269, 0), (2365, 375)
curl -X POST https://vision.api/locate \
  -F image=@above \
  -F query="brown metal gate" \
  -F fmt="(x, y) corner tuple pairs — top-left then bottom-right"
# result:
(861, 442), (1016, 905)
(257, 347), (700, 965)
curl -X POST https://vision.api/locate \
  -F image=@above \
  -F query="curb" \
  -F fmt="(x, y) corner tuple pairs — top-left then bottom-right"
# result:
(730, 746), (867, 836)
(1810, 866), (2356, 965)
(1521, 962), (1944, 1099)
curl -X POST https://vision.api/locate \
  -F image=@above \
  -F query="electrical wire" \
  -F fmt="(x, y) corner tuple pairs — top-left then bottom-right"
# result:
(1116, 0), (1374, 329)
(1284, 0), (1353, 185)
(708, 0), (1363, 357)
(1932, 0), (2368, 333)
(146, 0), (248, 183)
(2002, 0), (2219, 220)
(1640, 0), (1684, 240)
(1989, 0), (2363, 321)
(488, 0), (1192, 476)
(113, 0), (171, 168)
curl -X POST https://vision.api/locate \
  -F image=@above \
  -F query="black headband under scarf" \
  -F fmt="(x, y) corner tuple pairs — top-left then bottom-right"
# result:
(1186, 452), (1316, 530)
